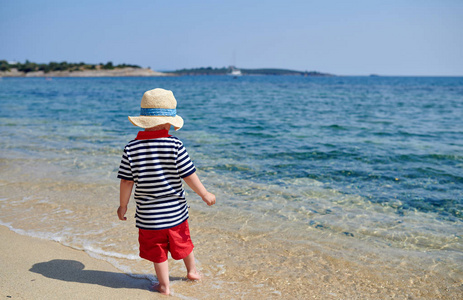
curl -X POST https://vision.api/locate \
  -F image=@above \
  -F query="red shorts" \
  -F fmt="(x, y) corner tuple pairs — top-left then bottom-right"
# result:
(138, 220), (194, 263)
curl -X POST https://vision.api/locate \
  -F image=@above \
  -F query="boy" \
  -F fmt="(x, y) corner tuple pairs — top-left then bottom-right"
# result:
(117, 88), (216, 295)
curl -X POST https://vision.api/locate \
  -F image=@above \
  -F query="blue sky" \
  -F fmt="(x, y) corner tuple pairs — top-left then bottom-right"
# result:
(1, 0), (462, 75)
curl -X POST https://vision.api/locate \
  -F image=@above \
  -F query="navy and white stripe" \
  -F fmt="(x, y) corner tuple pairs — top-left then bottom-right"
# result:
(117, 136), (196, 230)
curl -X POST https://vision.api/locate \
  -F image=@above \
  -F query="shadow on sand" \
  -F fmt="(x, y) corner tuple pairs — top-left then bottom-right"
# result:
(29, 259), (183, 291)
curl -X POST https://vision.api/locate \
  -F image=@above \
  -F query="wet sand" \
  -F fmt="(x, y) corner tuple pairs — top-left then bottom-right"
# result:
(1, 221), (462, 299)
(0, 157), (462, 298)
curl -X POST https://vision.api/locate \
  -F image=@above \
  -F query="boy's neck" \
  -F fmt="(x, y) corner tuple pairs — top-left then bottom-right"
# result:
(145, 128), (170, 132)
(145, 124), (171, 132)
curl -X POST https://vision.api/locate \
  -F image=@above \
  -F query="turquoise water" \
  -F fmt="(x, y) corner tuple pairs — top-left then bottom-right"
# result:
(2, 76), (462, 218)
(1, 76), (462, 297)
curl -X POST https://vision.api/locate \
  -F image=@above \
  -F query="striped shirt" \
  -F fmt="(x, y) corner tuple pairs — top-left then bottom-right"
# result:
(117, 130), (196, 230)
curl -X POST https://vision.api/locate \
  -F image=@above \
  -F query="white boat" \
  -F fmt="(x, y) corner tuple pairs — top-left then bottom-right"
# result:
(228, 67), (242, 78)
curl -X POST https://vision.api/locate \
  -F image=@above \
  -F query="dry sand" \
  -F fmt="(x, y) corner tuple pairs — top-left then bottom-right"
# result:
(0, 225), (157, 300)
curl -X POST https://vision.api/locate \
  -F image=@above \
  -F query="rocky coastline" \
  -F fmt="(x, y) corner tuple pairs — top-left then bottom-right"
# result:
(0, 67), (172, 77)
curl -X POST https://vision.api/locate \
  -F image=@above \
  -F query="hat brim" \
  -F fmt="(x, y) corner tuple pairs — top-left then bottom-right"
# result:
(128, 115), (184, 130)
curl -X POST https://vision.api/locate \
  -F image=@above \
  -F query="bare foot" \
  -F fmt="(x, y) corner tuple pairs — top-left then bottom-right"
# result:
(153, 283), (170, 295)
(187, 270), (201, 281)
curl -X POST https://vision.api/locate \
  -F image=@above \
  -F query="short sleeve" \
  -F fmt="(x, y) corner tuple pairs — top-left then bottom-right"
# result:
(176, 142), (196, 178)
(117, 148), (133, 181)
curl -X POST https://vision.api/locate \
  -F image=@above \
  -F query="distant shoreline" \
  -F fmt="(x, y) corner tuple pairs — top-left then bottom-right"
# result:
(2, 70), (461, 78)
(0, 67), (334, 78)
(0, 60), (173, 77)
(0, 67), (172, 78)
(0, 60), (334, 77)
(168, 67), (335, 76)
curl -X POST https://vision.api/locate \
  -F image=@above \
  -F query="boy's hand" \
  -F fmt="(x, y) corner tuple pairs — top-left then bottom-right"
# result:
(202, 192), (216, 206)
(117, 206), (127, 220)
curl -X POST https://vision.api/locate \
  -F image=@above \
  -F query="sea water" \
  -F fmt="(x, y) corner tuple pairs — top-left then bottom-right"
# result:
(0, 76), (462, 298)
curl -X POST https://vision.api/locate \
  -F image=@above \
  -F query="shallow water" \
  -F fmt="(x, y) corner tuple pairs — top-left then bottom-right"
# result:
(1, 76), (462, 298)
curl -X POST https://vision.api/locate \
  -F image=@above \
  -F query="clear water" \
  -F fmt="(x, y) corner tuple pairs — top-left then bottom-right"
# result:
(1, 76), (462, 298)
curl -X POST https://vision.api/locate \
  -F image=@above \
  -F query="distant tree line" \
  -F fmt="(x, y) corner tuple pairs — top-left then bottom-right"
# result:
(0, 60), (141, 73)
(170, 66), (333, 76)
(172, 67), (231, 75)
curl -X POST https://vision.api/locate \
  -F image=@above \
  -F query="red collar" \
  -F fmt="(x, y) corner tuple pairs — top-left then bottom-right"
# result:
(135, 130), (171, 140)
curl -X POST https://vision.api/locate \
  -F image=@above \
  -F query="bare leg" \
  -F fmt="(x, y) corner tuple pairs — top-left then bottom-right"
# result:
(153, 260), (170, 295)
(183, 251), (201, 280)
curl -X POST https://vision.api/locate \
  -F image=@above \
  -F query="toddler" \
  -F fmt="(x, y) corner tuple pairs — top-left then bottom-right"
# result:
(117, 88), (216, 295)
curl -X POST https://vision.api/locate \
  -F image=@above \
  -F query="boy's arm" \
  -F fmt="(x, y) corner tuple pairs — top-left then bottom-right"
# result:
(118, 179), (134, 220)
(183, 172), (216, 206)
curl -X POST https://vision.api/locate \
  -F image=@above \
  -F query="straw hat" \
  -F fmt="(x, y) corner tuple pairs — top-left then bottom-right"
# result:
(128, 88), (184, 130)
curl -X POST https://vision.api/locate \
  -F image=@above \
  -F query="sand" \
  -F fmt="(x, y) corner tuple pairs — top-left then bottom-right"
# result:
(0, 225), (157, 300)
(1, 220), (462, 299)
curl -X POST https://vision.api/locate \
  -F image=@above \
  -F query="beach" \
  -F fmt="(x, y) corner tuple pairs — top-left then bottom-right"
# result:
(0, 225), (154, 300)
(1, 76), (462, 298)
(1, 208), (461, 299)
(1, 158), (461, 299)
